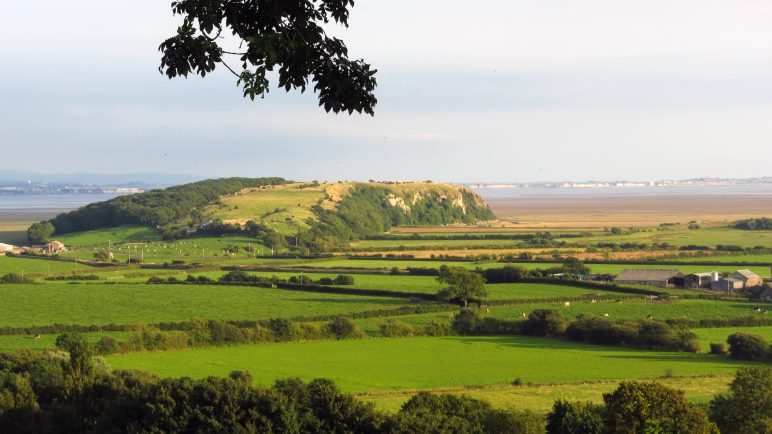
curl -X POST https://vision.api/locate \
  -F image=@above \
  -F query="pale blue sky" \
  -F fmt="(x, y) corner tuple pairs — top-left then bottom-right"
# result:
(1, 0), (771, 182)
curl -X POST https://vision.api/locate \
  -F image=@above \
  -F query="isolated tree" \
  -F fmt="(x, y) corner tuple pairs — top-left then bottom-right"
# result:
(159, 0), (377, 114)
(709, 367), (772, 434)
(436, 266), (487, 307)
(27, 221), (54, 244)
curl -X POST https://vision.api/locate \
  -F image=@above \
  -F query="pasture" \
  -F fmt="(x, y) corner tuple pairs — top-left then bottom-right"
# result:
(104, 335), (764, 392)
(556, 227), (772, 249)
(361, 374), (737, 413)
(348, 298), (767, 335)
(0, 283), (419, 327)
(0, 255), (95, 276)
(207, 183), (324, 235)
(693, 326), (772, 351)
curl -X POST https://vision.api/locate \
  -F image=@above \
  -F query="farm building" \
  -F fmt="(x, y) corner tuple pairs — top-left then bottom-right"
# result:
(711, 277), (744, 292)
(759, 287), (772, 302)
(730, 269), (763, 288)
(613, 269), (684, 288)
(685, 272), (717, 289)
(0, 243), (14, 254)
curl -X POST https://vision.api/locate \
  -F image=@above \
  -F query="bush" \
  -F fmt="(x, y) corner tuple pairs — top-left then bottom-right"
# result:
(392, 392), (544, 434)
(328, 317), (357, 340)
(709, 343), (727, 355)
(727, 333), (769, 361)
(451, 309), (481, 335)
(522, 309), (567, 337)
(0, 273), (34, 284)
(379, 321), (416, 337)
(94, 336), (120, 355)
(333, 275), (355, 285)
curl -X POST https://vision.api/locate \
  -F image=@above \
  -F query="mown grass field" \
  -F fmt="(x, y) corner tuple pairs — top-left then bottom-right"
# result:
(207, 184), (324, 235)
(556, 227), (772, 249)
(361, 375), (737, 413)
(285, 258), (772, 278)
(347, 298), (766, 335)
(0, 283), (419, 327)
(693, 326), (772, 351)
(104, 335), (765, 392)
(0, 331), (132, 353)
(0, 255), (95, 276)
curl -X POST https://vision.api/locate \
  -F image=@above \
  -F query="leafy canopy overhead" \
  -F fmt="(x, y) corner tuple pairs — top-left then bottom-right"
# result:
(159, 0), (378, 115)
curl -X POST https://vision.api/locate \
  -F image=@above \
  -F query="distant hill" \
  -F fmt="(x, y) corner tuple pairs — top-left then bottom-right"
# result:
(33, 178), (495, 252)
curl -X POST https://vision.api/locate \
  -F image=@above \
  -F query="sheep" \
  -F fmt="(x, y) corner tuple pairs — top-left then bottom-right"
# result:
(564, 301), (570, 307)
(485, 308), (490, 314)
(603, 313), (610, 317)
(591, 299), (597, 304)
(33, 334), (41, 340)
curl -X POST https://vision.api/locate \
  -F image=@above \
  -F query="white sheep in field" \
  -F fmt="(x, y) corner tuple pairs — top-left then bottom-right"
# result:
(603, 313), (610, 317)
(564, 301), (570, 307)
(591, 299), (597, 304)
(520, 313), (527, 318)
(485, 308), (490, 314)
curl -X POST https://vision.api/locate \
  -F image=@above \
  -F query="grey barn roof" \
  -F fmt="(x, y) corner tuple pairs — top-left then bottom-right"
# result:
(732, 269), (760, 279)
(614, 269), (683, 282)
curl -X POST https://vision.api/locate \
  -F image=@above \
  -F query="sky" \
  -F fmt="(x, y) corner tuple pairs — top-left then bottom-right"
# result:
(1, 0), (772, 183)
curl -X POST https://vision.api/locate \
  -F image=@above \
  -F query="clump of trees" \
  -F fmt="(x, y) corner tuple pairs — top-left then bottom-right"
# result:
(566, 317), (700, 352)
(735, 217), (772, 230)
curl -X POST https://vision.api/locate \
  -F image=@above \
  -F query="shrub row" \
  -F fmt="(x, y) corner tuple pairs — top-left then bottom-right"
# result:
(93, 317), (365, 356)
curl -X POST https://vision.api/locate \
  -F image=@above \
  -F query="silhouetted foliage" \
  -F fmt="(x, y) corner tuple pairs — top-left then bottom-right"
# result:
(160, 0), (379, 115)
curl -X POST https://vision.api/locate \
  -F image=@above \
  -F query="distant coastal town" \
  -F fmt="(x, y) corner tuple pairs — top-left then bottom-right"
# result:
(467, 177), (772, 189)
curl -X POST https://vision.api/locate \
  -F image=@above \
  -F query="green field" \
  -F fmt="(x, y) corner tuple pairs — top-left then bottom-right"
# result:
(557, 227), (772, 249)
(207, 184), (325, 235)
(0, 255), (95, 276)
(0, 283), (420, 327)
(284, 257), (771, 277)
(348, 298), (766, 335)
(693, 326), (772, 351)
(0, 331), (131, 353)
(105, 335), (764, 392)
(362, 375), (736, 413)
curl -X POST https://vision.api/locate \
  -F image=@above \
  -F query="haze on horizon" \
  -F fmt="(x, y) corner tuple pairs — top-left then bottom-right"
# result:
(2, 0), (771, 183)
